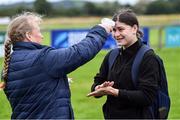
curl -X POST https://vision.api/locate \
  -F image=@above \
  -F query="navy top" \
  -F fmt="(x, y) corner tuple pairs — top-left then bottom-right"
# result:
(4, 25), (108, 119)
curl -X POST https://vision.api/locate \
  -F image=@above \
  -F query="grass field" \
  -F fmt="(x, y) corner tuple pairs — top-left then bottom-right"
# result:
(1, 48), (179, 119)
(0, 15), (180, 119)
(71, 48), (180, 119)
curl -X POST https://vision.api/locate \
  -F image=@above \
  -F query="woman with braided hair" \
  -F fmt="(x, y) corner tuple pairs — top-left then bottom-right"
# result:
(0, 12), (113, 119)
(0, 12), (42, 88)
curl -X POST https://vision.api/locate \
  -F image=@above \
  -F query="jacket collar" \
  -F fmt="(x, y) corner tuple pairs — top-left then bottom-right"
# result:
(121, 39), (142, 57)
(13, 42), (46, 51)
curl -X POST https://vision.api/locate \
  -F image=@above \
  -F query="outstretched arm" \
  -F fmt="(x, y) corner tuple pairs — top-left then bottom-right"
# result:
(43, 25), (113, 77)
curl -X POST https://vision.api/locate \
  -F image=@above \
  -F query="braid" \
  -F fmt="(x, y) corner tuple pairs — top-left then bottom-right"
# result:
(0, 12), (42, 90)
(2, 38), (12, 81)
(0, 38), (11, 90)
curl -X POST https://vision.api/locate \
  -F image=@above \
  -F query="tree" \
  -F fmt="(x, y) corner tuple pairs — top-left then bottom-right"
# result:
(169, 0), (180, 13)
(145, 0), (174, 14)
(33, 0), (52, 16)
(16, 6), (33, 14)
(133, 0), (151, 14)
(83, 2), (97, 16)
(100, 1), (122, 16)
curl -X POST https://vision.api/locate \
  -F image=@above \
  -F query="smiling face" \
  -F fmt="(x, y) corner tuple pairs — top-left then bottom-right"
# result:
(112, 9), (141, 48)
(113, 21), (138, 48)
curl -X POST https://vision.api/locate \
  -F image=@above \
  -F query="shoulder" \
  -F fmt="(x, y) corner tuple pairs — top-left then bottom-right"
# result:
(142, 49), (159, 66)
(106, 48), (120, 60)
(144, 49), (156, 58)
(108, 48), (120, 56)
(30, 46), (54, 63)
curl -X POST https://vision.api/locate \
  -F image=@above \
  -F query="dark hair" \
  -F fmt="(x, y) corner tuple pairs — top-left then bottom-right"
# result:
(112, 8), (143, 39)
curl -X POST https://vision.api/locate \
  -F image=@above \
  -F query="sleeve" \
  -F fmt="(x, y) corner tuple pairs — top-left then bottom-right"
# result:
(43, 25), (108, 77)
(91, 51), (111, 92)
(118, 52), (159, 106)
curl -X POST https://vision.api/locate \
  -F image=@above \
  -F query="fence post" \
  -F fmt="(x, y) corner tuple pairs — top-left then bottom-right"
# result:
(158, 26), (163, 49)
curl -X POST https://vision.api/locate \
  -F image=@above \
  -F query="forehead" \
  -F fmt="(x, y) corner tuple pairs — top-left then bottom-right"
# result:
(115, 21), (129, 28)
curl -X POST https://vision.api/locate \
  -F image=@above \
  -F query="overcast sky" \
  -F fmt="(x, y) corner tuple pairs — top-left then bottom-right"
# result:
(0, 0), (139, 5)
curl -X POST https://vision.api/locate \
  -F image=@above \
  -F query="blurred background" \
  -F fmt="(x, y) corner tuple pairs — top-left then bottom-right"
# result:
(0, 0), (180, 119)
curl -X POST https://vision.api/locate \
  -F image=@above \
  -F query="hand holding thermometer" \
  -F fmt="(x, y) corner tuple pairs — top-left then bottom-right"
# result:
(101, 18), (115, 27)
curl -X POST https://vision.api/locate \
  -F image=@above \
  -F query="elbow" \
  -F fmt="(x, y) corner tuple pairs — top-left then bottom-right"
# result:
(142, 91), (157, 106)
(143, 96), (154, 106)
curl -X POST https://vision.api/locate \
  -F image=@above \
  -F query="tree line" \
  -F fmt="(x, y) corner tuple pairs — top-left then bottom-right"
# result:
(0, 0), (180, 17)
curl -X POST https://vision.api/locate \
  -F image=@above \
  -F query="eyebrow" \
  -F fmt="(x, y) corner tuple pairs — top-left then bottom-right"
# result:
(116, 26), (125, 29)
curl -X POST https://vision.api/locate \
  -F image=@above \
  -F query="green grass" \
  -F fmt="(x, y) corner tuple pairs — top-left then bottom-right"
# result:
(71, 48), (180, 119)
(156, 48), (180, 118)
(1, 48), (180, 119)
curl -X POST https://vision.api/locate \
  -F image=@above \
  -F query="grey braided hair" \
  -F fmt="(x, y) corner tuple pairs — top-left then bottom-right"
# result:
(1, 12), (42, 87)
